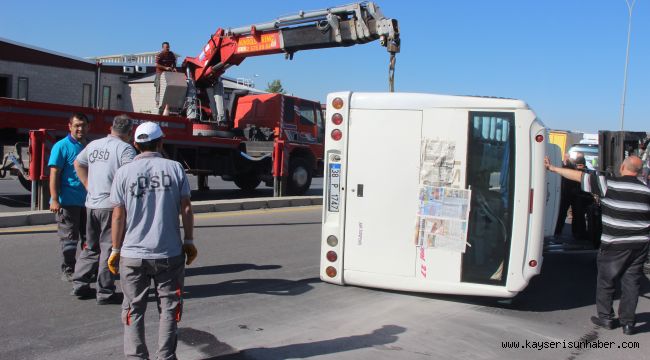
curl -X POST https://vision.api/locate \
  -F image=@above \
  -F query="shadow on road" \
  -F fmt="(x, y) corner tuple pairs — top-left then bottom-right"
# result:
(178, 324), (406, 360)
(388, 251), (650, 313)
(186, 264), (282, 277)
(178, 327), (238, 358)
(509, 251), (601, 311)
(513, 252), (650, 312)
(194, 222), (320, 229)
(632, 312), (650, 335)
(184, 277), (320, 299)
(0, 193), (30, 208)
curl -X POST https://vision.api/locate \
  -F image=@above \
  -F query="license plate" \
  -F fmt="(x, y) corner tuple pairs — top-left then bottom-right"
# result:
(328, 163), (341, 212)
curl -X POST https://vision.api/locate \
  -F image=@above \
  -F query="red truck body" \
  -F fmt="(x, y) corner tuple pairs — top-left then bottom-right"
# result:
(0, 95), (323, 198)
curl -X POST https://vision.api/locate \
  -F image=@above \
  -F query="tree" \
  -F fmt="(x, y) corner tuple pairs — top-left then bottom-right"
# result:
(266, 79), (286, 94)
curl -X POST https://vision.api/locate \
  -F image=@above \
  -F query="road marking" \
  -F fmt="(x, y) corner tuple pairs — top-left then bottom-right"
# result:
(195, 205), (321, 219)
(0, 224), (57, 234)
(0, 205), (322, 234)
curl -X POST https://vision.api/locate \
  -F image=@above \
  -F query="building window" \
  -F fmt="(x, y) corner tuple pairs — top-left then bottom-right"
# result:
(0, 75), (11, 98)
(17, 77), (28, 100)
(101, 86), (111, 110)
(82, 84), (92, 107)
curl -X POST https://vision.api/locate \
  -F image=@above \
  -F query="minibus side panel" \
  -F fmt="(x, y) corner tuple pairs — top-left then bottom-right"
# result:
(416, 108), (469, 283)
(343, 109), (422, 277)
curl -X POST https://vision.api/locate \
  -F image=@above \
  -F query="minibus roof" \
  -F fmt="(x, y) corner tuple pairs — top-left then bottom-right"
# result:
(348, 92), (529, 111)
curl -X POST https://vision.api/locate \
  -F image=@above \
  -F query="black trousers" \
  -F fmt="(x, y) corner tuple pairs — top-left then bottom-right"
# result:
(57, 206), (87, 273)
(596, 242), (649, 325)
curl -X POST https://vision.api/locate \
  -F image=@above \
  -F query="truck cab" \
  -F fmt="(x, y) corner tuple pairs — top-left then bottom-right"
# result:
(232, 93), (325, 194)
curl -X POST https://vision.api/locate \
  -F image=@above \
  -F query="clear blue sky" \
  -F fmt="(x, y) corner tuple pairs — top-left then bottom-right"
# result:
(2, 0), (649, 133)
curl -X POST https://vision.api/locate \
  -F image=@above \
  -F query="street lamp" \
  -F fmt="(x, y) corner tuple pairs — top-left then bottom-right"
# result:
(619, 0), (636, 131)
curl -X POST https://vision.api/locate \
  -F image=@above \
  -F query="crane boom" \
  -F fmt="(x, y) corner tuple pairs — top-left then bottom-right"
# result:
(184, 2), (399, 87)
(181, 2), (400, 124)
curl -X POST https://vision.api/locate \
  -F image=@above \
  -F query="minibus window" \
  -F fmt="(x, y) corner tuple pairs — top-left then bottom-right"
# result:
(462, 112), (515, 285)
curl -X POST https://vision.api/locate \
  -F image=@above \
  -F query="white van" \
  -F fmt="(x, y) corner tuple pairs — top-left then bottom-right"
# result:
(320, 92), (548, 298)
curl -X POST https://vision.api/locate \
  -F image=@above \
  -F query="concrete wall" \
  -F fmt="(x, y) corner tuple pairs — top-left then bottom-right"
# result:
(126, 78), (241, 115)
(0, 60), (128, 111)
(98, 72), (129, 111)
(125, 81), (157, 114)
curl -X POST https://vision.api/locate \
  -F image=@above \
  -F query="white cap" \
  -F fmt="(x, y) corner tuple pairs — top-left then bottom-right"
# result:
(134, 122), (164, 143)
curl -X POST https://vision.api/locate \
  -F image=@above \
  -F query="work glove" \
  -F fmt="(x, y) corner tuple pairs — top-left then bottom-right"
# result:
(108, 248), (120, 275)
(183, 240), (198, 265)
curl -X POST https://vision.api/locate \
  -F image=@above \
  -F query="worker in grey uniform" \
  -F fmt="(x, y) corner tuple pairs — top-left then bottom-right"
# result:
(108, 122), (197, 360)
(71, 114), (136, 303)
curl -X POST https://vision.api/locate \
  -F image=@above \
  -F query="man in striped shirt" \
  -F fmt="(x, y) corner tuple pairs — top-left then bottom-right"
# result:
(545, 155), (650, 335)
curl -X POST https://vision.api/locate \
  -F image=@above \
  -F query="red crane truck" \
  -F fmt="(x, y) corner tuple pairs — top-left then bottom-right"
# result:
(0, 2), (400, 209)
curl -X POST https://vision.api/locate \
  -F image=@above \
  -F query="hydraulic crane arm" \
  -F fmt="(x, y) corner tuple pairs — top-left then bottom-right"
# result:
(183, 2), (400, 88)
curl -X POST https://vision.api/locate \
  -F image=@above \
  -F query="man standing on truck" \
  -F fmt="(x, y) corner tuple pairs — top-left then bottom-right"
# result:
(49, 113), (89, 282)
(155, 41), (177, 114)
(545, 155), (650, 335)
(70, 115), (136, 303)
(108, 122), (197, 359)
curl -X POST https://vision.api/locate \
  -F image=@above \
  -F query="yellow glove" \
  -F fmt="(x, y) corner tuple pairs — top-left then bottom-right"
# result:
(108, 249), (120, 275)
(183, 240), (197, 265)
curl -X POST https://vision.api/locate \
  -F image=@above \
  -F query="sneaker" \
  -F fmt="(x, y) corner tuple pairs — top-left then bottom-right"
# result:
(97, 293), (123, 305)
(71, 286), (94, 299)
(61, 271), (74, 282)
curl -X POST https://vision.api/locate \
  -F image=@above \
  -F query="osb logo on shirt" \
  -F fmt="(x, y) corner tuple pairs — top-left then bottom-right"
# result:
(129, 171), (173, 198)
(89, 149), (110, 163)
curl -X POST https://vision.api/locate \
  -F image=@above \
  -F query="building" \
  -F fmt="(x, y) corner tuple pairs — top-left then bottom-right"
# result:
(0, 37), (263, 114)
(0, 37), (149, 110)
(89, 51), (169, 67)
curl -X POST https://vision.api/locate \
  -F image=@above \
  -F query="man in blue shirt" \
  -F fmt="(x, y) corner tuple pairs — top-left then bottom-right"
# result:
(49, 113), (89, 282)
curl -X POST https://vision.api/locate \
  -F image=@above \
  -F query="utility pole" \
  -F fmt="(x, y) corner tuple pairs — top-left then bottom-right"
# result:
(619, 0), (636, 131)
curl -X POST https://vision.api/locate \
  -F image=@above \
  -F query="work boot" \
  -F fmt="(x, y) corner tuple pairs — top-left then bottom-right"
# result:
(71, 286), (94, 299)
(97, 293), (123, 305)
(590, 316), (618, 330)
(622, 324), (636, 335)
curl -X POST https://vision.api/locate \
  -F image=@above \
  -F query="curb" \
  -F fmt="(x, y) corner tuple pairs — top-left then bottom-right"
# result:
(0, 196), (323, 229)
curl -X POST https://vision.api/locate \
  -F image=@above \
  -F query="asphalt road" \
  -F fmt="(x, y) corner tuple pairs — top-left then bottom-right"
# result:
(0, 206), (649, 360)
(0, 176), (323, 213)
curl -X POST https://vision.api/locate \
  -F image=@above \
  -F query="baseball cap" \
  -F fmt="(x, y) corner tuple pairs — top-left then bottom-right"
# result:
(134, 122), (164, 143)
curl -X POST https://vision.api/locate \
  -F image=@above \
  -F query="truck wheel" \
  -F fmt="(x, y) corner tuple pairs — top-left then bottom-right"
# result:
(234, 172), (261, 192)
(17, 174), (31, 192)
(288, 158), (312, 195)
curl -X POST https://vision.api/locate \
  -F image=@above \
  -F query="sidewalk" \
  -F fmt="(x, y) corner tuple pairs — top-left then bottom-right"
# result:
(0, 196), (323, 228)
